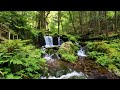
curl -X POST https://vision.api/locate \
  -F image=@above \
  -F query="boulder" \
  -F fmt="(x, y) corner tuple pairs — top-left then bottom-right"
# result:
(58, 41), (75, 54)
(53, 37), (58, 45)
(60, 35), (69, 42)
(53, 33), (59, 45)
(57, 41), (78, 63)
(38, 32), (45, 47)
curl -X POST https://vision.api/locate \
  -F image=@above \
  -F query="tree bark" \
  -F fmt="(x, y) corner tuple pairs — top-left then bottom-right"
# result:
(115, 11), (117, 33)
(58, 11), (61, 34)
(105, 11), (108, 36)
(69, 11), (76, 33)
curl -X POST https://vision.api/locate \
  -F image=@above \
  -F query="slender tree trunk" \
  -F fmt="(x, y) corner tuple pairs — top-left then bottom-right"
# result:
(37, 11), (41, 30)
(115, 11), (117, 33)
(58, 11), (61, 34)
(98, 11), (102, 35)
(105, 11), (108, 36)
(79, 11), (83, 33)
(69, 11), (76, 33)
(61, 20), (63, 34)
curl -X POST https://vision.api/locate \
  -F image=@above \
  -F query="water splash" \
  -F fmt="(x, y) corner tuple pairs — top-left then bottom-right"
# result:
(41, 71), (87, 79)
(44, 36), (54, 48)
(77, 47), (86, 57)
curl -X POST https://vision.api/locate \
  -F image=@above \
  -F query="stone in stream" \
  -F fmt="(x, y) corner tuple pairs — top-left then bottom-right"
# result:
(38, 32), (45, 47)
(53, 33), (59, 45)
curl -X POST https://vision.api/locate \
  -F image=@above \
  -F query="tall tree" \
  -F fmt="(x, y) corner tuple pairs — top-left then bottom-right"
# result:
(114, 11), (117, 33)
(79, 11), (83, 33)
(69, 11), (76, 33)
(104, 11), (108, 36)
(58, 11), (60, 34)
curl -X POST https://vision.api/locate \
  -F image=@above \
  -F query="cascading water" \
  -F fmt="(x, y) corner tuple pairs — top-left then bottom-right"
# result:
(58, 37), (64, 46)
(41, 71), (87, 79)
(58, 37), (61, 46)
(77, 47), (86, 57)
(42, 36), (61, 61)
(44, 36), (54, 48)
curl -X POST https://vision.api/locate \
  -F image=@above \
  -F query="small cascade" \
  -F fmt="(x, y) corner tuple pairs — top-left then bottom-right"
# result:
(44, 54), (54, 61)
(41, 71), (87, 79)
(58, 37), (64, 46)
(44, 36), (54, 48)
(58, 37), (61, 46)
(77, 47), (86, 57)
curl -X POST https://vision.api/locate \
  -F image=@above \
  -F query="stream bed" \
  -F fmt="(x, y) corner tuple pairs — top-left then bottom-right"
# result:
(40, 36), (119, 79)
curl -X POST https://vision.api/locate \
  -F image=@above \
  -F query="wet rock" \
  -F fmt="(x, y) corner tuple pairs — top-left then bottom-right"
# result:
(53, 37), (58, 45)
(68, 76), (86, 79)
(56, 70), (66, 77)
(60, 35), (69, 42)
(58, 41), (75, 54)
(38, 32), (45, 47)
(94, 75), (107, 79)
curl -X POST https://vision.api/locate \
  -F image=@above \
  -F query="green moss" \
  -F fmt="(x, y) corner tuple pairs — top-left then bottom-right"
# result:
(62, 54), (77, 63)
(58, 41), (78, 63)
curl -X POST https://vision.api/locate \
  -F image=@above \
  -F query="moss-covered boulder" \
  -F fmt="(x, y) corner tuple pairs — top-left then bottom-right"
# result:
(58, 41), (78, 63)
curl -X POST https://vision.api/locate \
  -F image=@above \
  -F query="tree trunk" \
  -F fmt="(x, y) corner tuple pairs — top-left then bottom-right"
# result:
(105, 11), (108, 36)
(115, 11), (117, 33)
(98, 11), (102, 35)
(37, 11), (41, 30)
(69, 11), (76, 33)
(58, 11), (61, 34)
(79, 11), (83, 33)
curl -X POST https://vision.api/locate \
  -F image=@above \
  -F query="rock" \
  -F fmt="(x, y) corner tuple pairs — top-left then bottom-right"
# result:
(38, 32), (45, 47)
(53, 33), (59, 45)
(60, 35), (69, 42)
(68, 76), (86, 79)
(58, 41), (75, 54)
(56, 70), (66, 77)
(53, 37), (58, 45)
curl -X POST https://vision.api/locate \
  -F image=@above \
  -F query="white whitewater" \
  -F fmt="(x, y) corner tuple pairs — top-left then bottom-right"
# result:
(58, 37), (61, 46)
(41, 71), (87, 79)
(44, 36), (54, 48)
(77, 47), (86, 57)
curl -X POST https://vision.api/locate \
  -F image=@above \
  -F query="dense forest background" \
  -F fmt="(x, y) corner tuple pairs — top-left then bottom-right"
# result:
(0, 11), (120, 79)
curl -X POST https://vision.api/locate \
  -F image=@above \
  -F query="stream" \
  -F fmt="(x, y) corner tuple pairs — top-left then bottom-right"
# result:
(40, 36), (119, 79)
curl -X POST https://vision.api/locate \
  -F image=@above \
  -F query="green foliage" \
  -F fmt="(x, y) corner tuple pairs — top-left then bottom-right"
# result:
(62, 54), (77, 63)
(86, 40), (120, 76)
(0, 40), (47, 79)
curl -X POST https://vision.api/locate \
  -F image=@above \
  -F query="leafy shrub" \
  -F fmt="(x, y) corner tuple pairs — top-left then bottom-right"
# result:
(0, 40), (47, 79)
(86, 41), (120, 76)
(62, 53), (77, 63)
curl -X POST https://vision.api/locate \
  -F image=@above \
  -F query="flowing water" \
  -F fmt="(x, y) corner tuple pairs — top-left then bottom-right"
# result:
(40, 36), (119, 79)
(41, 71), (87, 79)
(77, 47), (86, 57)
(44, 36), (54, 48)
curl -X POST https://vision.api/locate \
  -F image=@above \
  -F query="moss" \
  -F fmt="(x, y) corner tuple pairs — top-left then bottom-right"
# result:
(108, 64), (120, 76)
(58, 41), (78, 63)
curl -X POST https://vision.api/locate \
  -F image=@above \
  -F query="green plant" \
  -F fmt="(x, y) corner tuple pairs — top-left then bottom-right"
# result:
(0, 40), (47, 79)
(62, 53), (77, 63)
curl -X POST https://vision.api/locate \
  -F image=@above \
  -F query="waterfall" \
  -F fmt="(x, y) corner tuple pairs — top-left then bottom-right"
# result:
(58, 37), (64, 46)
(44, 36), (54, 48)
(77, 47), (86, 57)
(58, 37), (61, 46)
